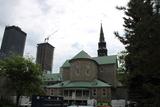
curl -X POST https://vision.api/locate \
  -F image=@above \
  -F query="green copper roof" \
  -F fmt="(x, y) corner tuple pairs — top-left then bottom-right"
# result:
(72, 50), (91, 59)
(93, 55), (117, 65)
(47, 79), (111, 88)
(62, 60), (70, 68)
(61, 51), (117, 68)
(43, 73), (61, 81)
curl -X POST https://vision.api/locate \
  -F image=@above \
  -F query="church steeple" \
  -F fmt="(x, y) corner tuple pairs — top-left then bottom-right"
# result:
(100, 24), (105, 42)
(97, 23), (108, 56)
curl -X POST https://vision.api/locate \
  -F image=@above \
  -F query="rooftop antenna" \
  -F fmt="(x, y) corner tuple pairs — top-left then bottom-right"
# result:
(44, 30), (58, 42)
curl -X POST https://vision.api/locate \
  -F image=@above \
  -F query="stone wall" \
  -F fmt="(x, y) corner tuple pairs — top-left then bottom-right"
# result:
(91, 87), (111, 103)
(61, 67), (70, 81)
(98, 64), (117, 87)
(70, 59), (98, 81)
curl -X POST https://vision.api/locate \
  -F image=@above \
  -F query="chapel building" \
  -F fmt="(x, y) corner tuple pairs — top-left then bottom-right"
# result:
(45, 24), (119, 106)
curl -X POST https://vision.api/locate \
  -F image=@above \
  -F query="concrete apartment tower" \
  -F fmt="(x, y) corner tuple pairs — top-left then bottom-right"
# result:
(0, 26), (27, 58)
(36, 42), (54, 73)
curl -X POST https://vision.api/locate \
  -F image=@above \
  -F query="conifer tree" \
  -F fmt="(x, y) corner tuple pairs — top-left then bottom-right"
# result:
(115, 0), (160, 106)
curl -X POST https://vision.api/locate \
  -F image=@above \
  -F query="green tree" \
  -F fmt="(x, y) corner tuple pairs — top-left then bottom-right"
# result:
(0, 55), (44, 106)
(117, 51), (128, 85)
(115, 0), (160, 106)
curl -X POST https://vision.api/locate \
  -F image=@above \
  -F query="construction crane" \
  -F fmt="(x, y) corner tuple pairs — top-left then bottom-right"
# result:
(44, 30), (58, 42)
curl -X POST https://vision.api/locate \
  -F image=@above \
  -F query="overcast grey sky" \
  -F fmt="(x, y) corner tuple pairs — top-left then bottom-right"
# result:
(0, 0), (128, 73)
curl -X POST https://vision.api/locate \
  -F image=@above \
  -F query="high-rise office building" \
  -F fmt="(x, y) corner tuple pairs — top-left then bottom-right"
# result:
(36, 42), (54, 73)
(0, 26), (27, 57)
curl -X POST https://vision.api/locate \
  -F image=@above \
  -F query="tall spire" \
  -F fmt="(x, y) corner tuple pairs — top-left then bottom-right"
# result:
(97, 23), (108, 56)
(100, 23), (105, 42)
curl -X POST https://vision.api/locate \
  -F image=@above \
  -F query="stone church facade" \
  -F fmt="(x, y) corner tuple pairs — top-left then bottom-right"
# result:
(45, 24), (119, 106)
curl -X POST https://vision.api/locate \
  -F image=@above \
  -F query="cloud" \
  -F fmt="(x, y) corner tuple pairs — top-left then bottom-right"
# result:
(0, 0), (19, 26)
(0, 0), (128, 73)
(72, 42), (84, 50)
(36, 0), (52, 14)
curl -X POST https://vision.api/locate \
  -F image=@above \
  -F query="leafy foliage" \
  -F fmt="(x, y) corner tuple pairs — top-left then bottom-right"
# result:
(117, 51), (128, 85)
(115, 0), (160, 106)
(0, 55), (44, 106)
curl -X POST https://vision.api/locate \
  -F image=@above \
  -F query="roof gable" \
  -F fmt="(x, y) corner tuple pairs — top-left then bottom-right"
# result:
(62, 60), (70, 68)
(61, 51), (117, 68)
(72, 50), (91, 59)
